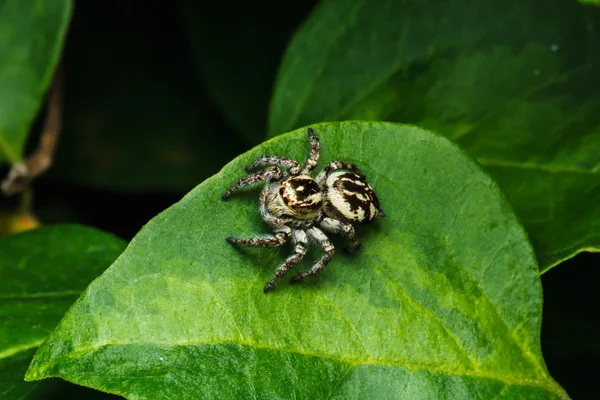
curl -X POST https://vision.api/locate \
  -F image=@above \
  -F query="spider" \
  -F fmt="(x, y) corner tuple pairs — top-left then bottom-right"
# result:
(222, 128), (385, 292)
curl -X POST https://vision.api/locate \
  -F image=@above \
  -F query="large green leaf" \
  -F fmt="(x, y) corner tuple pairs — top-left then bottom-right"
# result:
(0, 0), (71, 163)
(0, 224), (126, 398)
(268, 0), (600, 272)
(26, 122), (567, 399)
(49, 1), (246, 191)
(181, 2), (314, 144)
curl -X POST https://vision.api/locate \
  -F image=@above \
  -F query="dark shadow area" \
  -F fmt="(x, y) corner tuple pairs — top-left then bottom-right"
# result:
(542, 252), (600, 399)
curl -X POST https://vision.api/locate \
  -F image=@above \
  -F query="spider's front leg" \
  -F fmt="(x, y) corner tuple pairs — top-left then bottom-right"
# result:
(264, 230), (309, 292)
(227, 190), (292, 247)
(299, 128), (320, 175)
(222, 166), (282, 200)
(319, 217), (361, 253)
(226, 228), (290, 248)
(289, 227), (334, 284)
(245, 155), (301, 175)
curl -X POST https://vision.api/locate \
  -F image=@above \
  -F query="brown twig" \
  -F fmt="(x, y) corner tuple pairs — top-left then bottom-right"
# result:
(1, 66), (64, 197)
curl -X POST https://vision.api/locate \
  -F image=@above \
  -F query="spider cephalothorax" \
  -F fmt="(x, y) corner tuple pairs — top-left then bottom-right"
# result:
(222, 128), (384, 292)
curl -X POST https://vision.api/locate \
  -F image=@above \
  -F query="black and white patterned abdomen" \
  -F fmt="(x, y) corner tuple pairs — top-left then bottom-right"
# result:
(323, 171), (382, 223)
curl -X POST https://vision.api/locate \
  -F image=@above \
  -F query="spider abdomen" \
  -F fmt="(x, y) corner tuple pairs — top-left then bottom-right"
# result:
(324, 171), (383, 223)
(278, 176), (323, 218)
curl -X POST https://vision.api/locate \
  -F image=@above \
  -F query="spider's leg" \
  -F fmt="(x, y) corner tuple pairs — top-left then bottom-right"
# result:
(222, 166), (281, 200)
(245, 155), (301, 175)
(315, 160), (364, 186)
(263, 230), (308, 292)
(325, 160), (363, 176)
(289, 227), (334, 284)
(226, 229), (290, 247)
(300, 128), (320, 175)
(320, 217), (361, 252)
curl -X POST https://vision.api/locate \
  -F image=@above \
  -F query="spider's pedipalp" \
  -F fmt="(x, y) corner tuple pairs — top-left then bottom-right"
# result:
(222, 166), (282, 200)
(263, 230), (308, 292)
(258, 191), (293, 228)
(245, 155), (301, 175)
(300, 128), (320, 175)
(289, 227), (334, 284)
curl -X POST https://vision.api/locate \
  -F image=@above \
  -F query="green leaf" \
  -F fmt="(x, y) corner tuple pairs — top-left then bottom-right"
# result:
(49, 2), (246, 191)
(181, 2), (313, 144)
(268, 0), (600, 272)
(0, 224), (126, 398)
(0, 0), (72, 163)
(26, 122), (567, 399)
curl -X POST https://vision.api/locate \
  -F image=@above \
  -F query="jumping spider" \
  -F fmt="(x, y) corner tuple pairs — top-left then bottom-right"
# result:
(222, 128), (385, 292)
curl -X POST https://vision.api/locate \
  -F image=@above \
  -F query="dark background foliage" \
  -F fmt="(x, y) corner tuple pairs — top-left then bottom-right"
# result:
(1, 0), (598, 398)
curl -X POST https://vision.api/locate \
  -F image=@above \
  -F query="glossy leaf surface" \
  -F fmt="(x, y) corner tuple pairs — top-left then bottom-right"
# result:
(268, 0), (600, 271)
(0, 225), (126, 398)
(0, 0), (71, 163)
(26, 122), (567, 399)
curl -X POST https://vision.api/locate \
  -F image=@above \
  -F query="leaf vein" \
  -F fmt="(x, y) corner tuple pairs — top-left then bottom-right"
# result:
(372, 265), (478, 370)
(55, 341), (566, 398)
(315, 292), (371, 358)
(477, 157), (600, 175)
(373, 171), (544, 376)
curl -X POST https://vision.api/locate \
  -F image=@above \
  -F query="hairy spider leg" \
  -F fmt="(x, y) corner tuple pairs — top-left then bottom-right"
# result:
(226, 187), (293, 247)
(245, 155), (301, 175)
(319, 217), (361, 252)
(222, 166), (282, 200)
(263, 230), (309, 292)
(315, 160), (362, 187)
(325, 160), (363, 175)
(300, 128), (320, 175)
(226, 231), (290, 247)
(289, 227), (334, 284)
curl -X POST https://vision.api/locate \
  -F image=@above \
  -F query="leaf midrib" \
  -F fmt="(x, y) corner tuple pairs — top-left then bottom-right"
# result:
(42, 340), (566, 398)
(367, 164), (545, 376)
(0, 290), (81, 303)
(0, 339), (44, 360)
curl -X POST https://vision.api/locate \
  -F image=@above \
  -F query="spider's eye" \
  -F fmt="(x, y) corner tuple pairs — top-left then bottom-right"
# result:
(280, 177), (323, 215)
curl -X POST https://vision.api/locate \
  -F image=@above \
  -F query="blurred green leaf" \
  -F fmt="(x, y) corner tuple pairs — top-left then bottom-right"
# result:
(0, 0), (71, 163)
(49, 2), (246, 191)
(26, 122), (566, 399)
(268, 0), (600, 272)
(0, 224), (126, 398)
(1, 349), (120, 399)
(181, 2), (314, 144)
